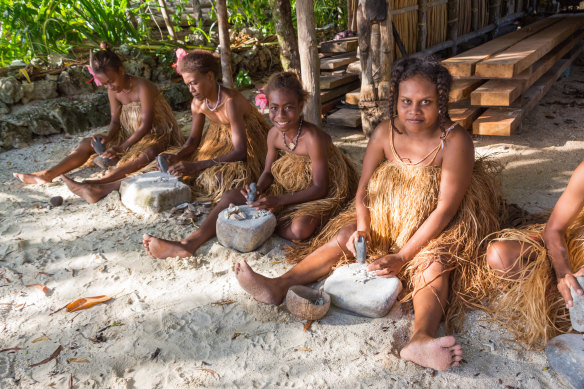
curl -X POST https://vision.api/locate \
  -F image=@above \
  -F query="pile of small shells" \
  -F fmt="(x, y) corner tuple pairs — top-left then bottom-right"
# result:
(226, 203), (247, 221)
(168, 201), (211, 225)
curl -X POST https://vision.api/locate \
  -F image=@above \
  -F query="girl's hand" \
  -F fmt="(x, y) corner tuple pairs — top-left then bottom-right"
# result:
(102, 146), (123, 159)
(168, 161), (202, 177)
(346, 230), (371, 257)
(556, 267), (584, 308)
(240, 184), (263, 200)
(251, 195), (281, 212)
(368, 253), (406, 278)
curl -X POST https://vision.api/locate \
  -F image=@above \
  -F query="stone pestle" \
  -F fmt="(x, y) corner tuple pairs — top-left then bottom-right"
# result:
(157, 155), (170, 175)
(355, 236), (366, 264)
(247, 182), (257, 203)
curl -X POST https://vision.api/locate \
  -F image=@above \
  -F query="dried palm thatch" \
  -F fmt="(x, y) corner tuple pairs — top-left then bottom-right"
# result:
(391, 0), (418, 58)
(87, 94), (183, 168)
(427, 1), (447, 47)
(187, 109), (269, 203)
(475, 212), (584, 349)
(286, 158), (502, 331)
(269, 146), (358, 228)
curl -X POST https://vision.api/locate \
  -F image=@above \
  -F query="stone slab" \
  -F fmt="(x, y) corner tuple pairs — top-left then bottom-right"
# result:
(570, 276), (584, 332)
(545, 334), (584, 388)
(120, 172), (191, 215)
(323, 263), (402, 318)
(216, 205), (277, 253)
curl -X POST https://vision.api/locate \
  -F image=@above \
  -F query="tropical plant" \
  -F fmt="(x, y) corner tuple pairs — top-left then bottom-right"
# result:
(235, 69), (252, 88)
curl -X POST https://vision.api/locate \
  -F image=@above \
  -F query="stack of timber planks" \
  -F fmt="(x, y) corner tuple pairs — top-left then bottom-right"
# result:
(443, 15), (584, 136)
(318, 37), (362, 128)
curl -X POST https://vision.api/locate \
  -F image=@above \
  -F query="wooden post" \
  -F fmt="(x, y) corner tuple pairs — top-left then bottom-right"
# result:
(192, 0), (202, 26)
(296, 0), (321, 126)
(371, 22), (381, 83)
(379, 0), (394, 100)
(216, 0), (234, 87)
(418, 0), (428, 51)
(448, 0), (459, 56)
(157, 0), (177, 41)
(472, 0), (479, 31)
(269, 0), (301, 74)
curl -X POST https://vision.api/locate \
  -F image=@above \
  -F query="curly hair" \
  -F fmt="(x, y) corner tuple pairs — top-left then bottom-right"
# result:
(91, 42), (123, 74)
(388, 56), (452, 137)
(264, 71), (309, 106)
(177, 49), (220, 77)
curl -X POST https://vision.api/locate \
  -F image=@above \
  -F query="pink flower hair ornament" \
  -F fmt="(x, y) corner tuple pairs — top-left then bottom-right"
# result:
(85, 65), (102, 86)
(173, 48), (188, 75)
(255, 93), (268, 114)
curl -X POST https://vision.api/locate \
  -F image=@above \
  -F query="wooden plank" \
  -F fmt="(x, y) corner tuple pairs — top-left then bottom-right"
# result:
(321, 80), (361, 102)
(449, 79), (484, 102)
(442, 17), (559, 77)
(473, 43), (583, 135)
(345, 88), (360, 105)
(327, 108), (362, 127)
(320, 52), (358, 70)
(346, 60), (361, 74)
(450, 107), (483, 130)
(474, 16), (584, 78)
(470, 31), (583, 106)
(319, 37), (359, 53)
(321, 98), (342, 114)
(320, 74), (358, 89)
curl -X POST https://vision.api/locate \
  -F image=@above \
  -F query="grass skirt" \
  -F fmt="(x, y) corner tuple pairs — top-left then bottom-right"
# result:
(185, 109), (269, 203)
(89, 94), (183, 167)
(287, 159), (501, 330)
(476, 213), (584, 348)
(268, 146), (358, 227)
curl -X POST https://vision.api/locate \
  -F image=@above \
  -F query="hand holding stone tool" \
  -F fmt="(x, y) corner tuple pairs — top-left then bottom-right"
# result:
(247, 182), (257, 203)
(157, 155), (170, 174)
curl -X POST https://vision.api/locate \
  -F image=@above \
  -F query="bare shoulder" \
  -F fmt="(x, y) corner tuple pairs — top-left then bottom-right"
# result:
(303, 121), (332, 149)
(223, 87), (251, 115)
(191, 98), (205, 114)
(443, 123), (474, 159)
(369, 120), (391, 145)
(135, 77), (159, 96)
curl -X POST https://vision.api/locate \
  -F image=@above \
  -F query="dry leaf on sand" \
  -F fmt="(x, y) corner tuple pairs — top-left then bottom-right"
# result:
(32, 336), (49, 343)
(66, 296), (112, 312)
(29, 345), (63, 367)
(26, 284), (49, 295)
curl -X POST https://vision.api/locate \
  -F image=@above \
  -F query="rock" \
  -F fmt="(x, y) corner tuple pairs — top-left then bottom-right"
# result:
(0, 101), (9, 115)
(323, 263), (402, 318)
(0, 77), (24, 104)
(545, 334), (584, 388)
(570, 276), (584, 332)
(161, 83), (191, 110)
(21, 80), (58, 103)
(57, 67), (95, 96)
(120, 172), (191, 215)
(0, 120), (32, 150)
(123, 59), (151, 79)
(49, 196), (63, 207)
(216, 205), (277, 253)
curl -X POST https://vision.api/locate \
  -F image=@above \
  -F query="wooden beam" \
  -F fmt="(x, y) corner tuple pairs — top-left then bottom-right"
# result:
(450, 106), (483, 129)
(449, 79), (484, 102)
(327, 108), (362, 127)
(320, 74), (359, 89)
(474, 16), (584, 78)
(320, 52), (358, 70)
(442, 17), (559, 76)
(345, 88), (360, 105)
(321, 80), (361, 103)
(347, 60), (361, 74)
(320, 38), (359, 53)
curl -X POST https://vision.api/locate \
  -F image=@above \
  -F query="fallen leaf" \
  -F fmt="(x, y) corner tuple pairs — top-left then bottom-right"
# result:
(26, 284), (49, 295)
(0, 347), (22, 353)
(38, 272), (53, 277)
(32, 336), (49, 343)
(6, 162), (11, 166)
(212, 299), (234, 306)
(304, 320), (314, 331)
(67, 358), (88, 363)
(66, 296), (112, 312)
(269, 260), (283, 265)
(29, 345), (63, 367)
(197, 368), (217, 377)
(0, 302), (12, 305)
(14, 303), (25, 311)
(232, 333), (242, 340)
(297, 348), (312, 352)
(48, 383), (55, 387)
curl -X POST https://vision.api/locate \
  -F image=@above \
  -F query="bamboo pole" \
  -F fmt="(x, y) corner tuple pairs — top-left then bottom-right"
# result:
(216, 0), (233, 87)
(157, 0), (178, 41)
(418, 0), (428, 51)
(295, 0), (321, 126)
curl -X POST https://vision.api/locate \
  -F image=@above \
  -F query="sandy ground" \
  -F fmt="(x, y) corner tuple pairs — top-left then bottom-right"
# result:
(1, 59), (583, 389)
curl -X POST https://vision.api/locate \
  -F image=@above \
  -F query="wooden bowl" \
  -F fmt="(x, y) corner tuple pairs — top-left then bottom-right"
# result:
(285, 285), (331, 320)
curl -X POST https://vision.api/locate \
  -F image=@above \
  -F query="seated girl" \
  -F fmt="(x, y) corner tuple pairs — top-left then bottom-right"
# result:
(143, 71), (358, 259)
(13, 42), (183, 192)
(234, 57), (501, 371)
(483, 161), (584, 347)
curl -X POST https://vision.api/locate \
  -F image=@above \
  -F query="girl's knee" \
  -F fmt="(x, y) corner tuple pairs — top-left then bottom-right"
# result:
(221, 189), (244, 203)
(486, 241), (516, 272)
(287, 220), (317, 241)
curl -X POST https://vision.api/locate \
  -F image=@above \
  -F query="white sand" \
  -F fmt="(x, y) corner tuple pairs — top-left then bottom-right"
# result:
(1, 61), (583, 388)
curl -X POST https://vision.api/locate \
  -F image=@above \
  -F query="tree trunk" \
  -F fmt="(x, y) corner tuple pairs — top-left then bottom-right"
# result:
(269, 0), (301, 74)
(295, 0), (321, 127)
(216, 0), (234, 87)
(192, 0), (202, 26)
(157, 0), (177, 41)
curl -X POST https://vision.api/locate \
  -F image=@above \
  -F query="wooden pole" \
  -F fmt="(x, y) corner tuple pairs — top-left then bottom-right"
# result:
(296, 0), (321, 126)
(269, 0), (301, 74)
(192, 0), (202, 26)
(448, 0), (459, 56)
(379, 0), (393, 101)
(418, 0), (428, 51)
(157, 0), (178, 41)
(216, 0), (234, 87)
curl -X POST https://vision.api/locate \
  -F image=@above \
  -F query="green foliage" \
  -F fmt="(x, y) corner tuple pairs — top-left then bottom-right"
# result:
(235, 69), (252, 88)
(313, 0), (347, 29)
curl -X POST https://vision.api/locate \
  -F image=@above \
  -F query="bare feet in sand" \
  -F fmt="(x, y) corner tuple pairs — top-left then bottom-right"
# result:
(142, 234), (194, 259)
(234, 261), (286, 305)
(13, 172), (52, 185)
(400, 334), (462, 370)
(61, 175), (106, 203)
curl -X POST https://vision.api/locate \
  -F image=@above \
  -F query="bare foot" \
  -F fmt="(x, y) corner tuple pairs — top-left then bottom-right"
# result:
(234, 261), (286, 305)
(400, 335), (463, 370)
(142, 234), (194, 259)
(61, 175), (107, 204)
(13, 172), (52, 185)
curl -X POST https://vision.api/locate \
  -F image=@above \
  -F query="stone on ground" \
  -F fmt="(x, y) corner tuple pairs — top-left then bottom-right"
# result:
(545, 334), (584, 388)
(570, 276), (584, 332)
(323, 263), (402, 318)
(216, 205), (276, 253)
(120, 172), (191, 215)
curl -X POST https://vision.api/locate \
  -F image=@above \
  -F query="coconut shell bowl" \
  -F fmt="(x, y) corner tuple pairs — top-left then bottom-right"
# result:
(285, 285), (331, 320)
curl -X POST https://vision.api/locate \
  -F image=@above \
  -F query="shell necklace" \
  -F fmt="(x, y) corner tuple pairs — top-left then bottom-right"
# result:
(205, 83), (221, 111)
(283, 118), (303, 151)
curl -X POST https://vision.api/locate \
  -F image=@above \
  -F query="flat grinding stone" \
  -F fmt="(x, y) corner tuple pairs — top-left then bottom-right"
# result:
(545, 334), (584, 388)
(216, 205), (276, 253)
(120, 172), (191, 215)
(323, 263), (402, 318)
(570, 276), (584, 332)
